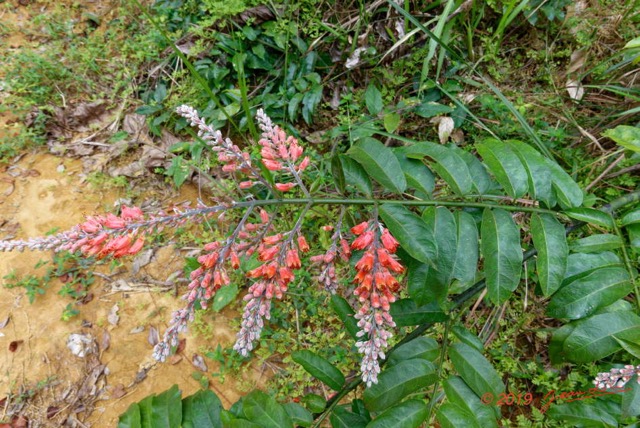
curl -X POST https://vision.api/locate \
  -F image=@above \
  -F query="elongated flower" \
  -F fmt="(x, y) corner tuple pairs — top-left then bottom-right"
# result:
(594, 365), (640, 389)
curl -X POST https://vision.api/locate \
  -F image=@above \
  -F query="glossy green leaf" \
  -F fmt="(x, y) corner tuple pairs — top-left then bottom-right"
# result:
(621, 377), (640, 418)
(570, 234), (624, 253)
(379, 204), (437, 266)
(383, 112), (401, 133)
(436, 403), (482, 428)
(563, 251), (622, 284)
(562, 311), (640, 363)
(547, 267), (632, 320)
(481, 208), (523, 304)
(405, 259), (440, 306)
(564, 208), (614, 228)
(348, 138), (406, 194)
(420, 207), (456, 301)
(182, 390), (222, 428)
(544, 158), (583, 209)
(136, 384), (182, 428)
(350, 399), (370, 420)
(602, 125), (640, 153)
(365, 84), (384, 115)
(283, 403), (313, 427)
(330, 295), (359, 340)
(243, 390), (292, 428)
(292, 350), (345, 391)
(453, 211), (479, 284)
(212, 283), (238, 312)
(389, 299), (447, 326)
(507, 140), (554, 206)
(449, 342), (505, 415)
(451, 326), (484, 352)
(387, 337), (440, 366)
(613, 336), (640, 359)
(368, 399), (428, 428)
(404, 142), (473, 195)
(301, 394), (326, 413)
(332, 154), (373, 196)
(548, 323), (576, 365)
(363, 360), (437, 412)
(118, 403), (142, 428)
(531, 213), (568, 296)
(393, 147), (435, 197)
(628, 223), (640, 249)
(329, 406), (368, 428)
(413, 101), (453, 118)
(448, 144), (494, 195)
(621, 208), (640, 226)
(443, 376), (498, 428)
(477, 138), (528, 198)
(547, 401), (618, 427)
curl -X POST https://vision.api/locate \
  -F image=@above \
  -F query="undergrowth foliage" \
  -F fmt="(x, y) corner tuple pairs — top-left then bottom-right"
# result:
(2, 103), (640, 427)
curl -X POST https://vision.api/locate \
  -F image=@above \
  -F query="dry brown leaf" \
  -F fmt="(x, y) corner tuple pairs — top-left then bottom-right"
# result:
(9, 340), (23, 352)
(438, 117), (455, 143)
(567, 49), (587, 75)
(566, 79), (585, 101)
(111, 384), (126, 399)
(101, 330), (111, 352)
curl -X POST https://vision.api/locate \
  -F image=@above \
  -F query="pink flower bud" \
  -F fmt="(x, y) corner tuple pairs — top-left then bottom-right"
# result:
(275, 182), (296, 191)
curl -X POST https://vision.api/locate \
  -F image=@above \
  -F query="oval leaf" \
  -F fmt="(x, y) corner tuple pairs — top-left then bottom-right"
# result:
(544, 158), (583, 208)
(387, 337), (440, 366)
(547, 401), (618, 427)
(404, 142), (473, 195)
(481, 208), (523, 304)
(389, 299), (447, 327)
(564, 208), (614, 228)
(507, 140), (554, 205)
(182, 390), (222, 428)
(243, 390), (293, 428)
(330, 295), (359, 340)
(531, 213), (568, 296)
(379, 204), (437, 266)
(477, 138), (528, 198)
(570, 234), (624, 253)
(436, 403), (482, 428)
(621, 208), (640, 226)
(393, 147), (435, 197)
(443, 376), (498, 428)
(333, 154), (373, 196)
(365, 84), (384, 116)
(347, 138), (406, 194)
(292, 350), (345, 391)
(368, 399), (429, 428)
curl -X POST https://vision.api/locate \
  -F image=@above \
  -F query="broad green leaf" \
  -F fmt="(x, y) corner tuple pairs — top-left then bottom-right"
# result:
(212, 283), (238, 312)
(283, 403), (313, 427)
(613, 336), (640, 359)
(383, 112), (401, 133)
(562, 311), (640, 363)
(563, 252), (622, 283)
(547, 401), (618, 427)
(621, 377), (640, 418)
(389, 299), (447, 326)
(507, 140), (554, 206)
(348, 138), (406, 194)
(363, 360), (437, 412)
(443, 376), (498, 428)
(413, 101), (453, 118)
(453, 211), (479, 284)
(420, 207), (457, 303)
(547, 267), (632, 320)
(621, 208), (640, 226)
(451, 326), (484, 352)
(405, 259), (440, 306)
(329, 406), (368, 428)
(549, 323), (576, 365)
(243, 390), (292, 428)
(136, 384), (182, 428)
(448, 144), (494, 195)
(594, 299), (633, 315)
(393, 147), (435, 197)
(387, 337), (440, 366)
(602, 125), (640, 153)
(481, 208), (523, 304)
(564, 208), (614, 228)
(379, 204), (437, 265)
(351, 399), (370, 420)
(292, 350), (345, 391)
(436, 403), (482, 428)
(182, 389), (222, 428)
(544, 158), (583, 208)
(477, 138), (528, 198)
(449, 342), (505, 418)
(330, 295), (359, 340)
(365, 84), (384, 115)
(368, 399), (429, 428)
(531, 213), (568, 296)
(301, 394), (326, 413)
(118, 403), (142, 428)
(629, 223), (640, 249)
(332, 154), (373, 196)
(404, 142), (473, 195)
(570, 234), (624, 253)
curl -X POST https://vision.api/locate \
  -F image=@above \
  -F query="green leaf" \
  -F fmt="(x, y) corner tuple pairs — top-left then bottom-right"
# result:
(379, 204), (437, 266)
(545, 158), (583, 209)
(562, 311), (640, 363)
(602, 125), (640, 153)
(404, 142), (473, 195)
(283, 403), (313, 427)
(563, 252), (622, 283)
(329, 406), (368, 428)
(531, 213), (568, 296)
(621, 208), (640, 226)
(449, 343), (505, 418)
(621, 377), (640, 418)
(448, 144), (494, 195)
(628, 223), (640, 249)
(387, 337), (440, 366)
(547, 401), (618, 427)
(363, 360), (437, 412)
(330, 295), (359, 340)
(476, 138), (528, 198)
(292, 350), (345, 391)
(367, 399), (429, 428)
(301, 394), (326, 414)
(481, 208), (523, 304)
(393, 147), (435, 197)
(212, 283), (238, 312)
(549, 323), (576, 365)
(418, 207), (457, 303)
(242, 390), (292, 428)
(118, 403), (142, 428)
(570, 234), (624, 253)
(547, 267), (632, 320)
(564, 208), (614, 228)
(365, 84), (384, 115)
(348, 138), (406, 194)
(453, 211), (479, 284)
(405, 259), (440, 306)
(136, 384), (182, 428)
(182, 389), (222, 428)
(443, 376), (498, 428)
(507, 140), (554, 206)
(413, 101), (453, 118)
(451, 326), (484, 352)
(613, 336), (640, 359)
(332, 154), (373, 196)
(288, 92), (304, 121)
(389, 299), (447, 326)
(167, 156), (190, 188)
(383, 112), (401, 133)
(436, 403), (482, 428)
